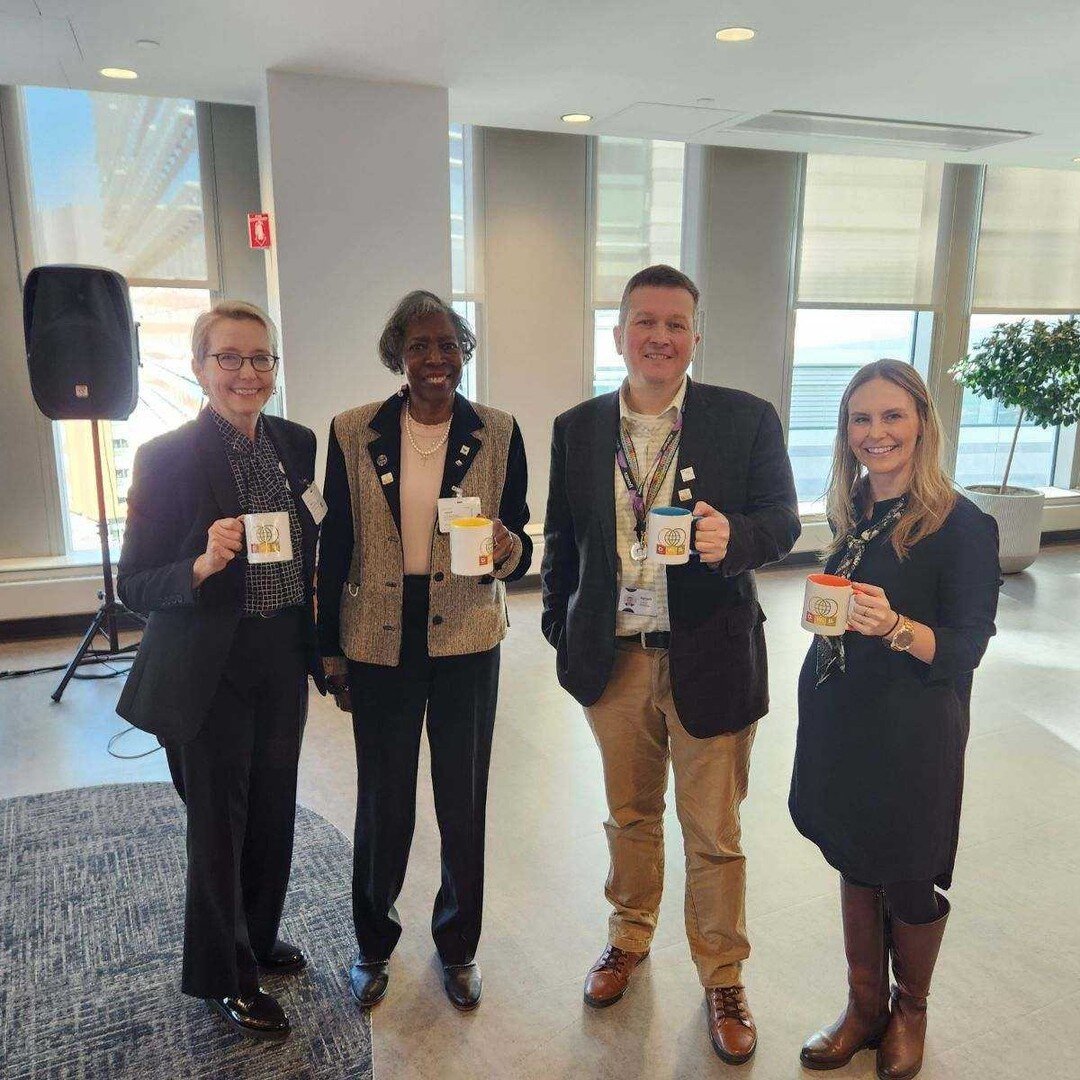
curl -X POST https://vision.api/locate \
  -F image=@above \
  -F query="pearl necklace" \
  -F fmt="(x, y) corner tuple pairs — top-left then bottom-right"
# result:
(404, 406), (451, 461)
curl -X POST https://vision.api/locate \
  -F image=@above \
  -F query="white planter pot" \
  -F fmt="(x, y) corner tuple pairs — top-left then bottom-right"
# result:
(964, 485), (1045, 574)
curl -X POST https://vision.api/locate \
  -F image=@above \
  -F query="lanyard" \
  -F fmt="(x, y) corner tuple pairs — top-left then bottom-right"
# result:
(615, 402), (685, 545)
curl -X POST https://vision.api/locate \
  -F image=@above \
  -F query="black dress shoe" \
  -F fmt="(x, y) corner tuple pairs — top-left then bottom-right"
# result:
(349, 960), (389, 1008)
(207, 990), (290, 1041)
(443, 962), (482, 1011)
(257, 940), (307, 973)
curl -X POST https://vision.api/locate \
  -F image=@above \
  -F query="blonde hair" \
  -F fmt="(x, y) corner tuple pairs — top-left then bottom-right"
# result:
(825, 359), (956, 561)
(191, 300), (279, 366)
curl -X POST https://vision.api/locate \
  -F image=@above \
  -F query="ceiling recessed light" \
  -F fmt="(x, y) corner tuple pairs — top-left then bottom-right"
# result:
(135, 39), (161, 50)
(715, 26), (756, 42)
(561, 113), (592, 124)
(100, 67), (138, 80)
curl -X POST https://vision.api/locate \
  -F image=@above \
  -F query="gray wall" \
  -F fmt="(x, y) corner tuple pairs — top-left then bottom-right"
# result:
(697, 147), (802, 419)
(261, 73), (451, 466)
(481, 127), (588, 518)
(199, 102), (269, 312)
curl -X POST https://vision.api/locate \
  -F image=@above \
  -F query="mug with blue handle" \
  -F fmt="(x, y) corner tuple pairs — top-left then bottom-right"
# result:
(647, 506), (701, 565)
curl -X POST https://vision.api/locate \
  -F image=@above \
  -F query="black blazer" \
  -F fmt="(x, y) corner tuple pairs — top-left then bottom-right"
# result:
(541, 379), (800, 737)
(116, 408), (325, 745)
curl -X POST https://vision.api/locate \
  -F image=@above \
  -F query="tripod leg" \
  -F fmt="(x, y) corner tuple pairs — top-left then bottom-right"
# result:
(51, 605), (110, 703)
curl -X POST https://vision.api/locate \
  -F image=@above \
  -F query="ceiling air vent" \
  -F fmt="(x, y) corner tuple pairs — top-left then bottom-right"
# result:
(729, 110), (1033, 152)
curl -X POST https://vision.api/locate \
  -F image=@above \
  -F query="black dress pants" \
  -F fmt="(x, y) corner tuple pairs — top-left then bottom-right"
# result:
(347, 576), (500, 965)
(164, 608), (308, 998)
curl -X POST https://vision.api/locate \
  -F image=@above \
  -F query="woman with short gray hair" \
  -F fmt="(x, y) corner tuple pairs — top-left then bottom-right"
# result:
(317, 289), (531, 1012)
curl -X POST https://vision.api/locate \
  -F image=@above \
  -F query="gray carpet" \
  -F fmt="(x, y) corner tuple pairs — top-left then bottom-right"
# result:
(0, 782), (373, 1080)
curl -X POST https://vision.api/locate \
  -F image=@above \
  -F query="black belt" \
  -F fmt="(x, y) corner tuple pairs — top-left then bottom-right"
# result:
(618, 631), (671, 650)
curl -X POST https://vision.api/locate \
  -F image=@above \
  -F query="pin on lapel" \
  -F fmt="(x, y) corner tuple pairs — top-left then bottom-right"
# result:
(679, 488), (693, 502)
(376, 454), (388, 467)
(381, 472), (394, 486)
(680, 466), (696, 481)
(454, 460), (463, 467)
(460, 445), (470, 455)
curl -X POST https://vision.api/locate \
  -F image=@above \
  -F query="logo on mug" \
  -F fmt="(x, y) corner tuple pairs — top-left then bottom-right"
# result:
(657, 526), (687, 556)
(806, 596), (839, 627)
(251, 522), (281, 555)
(479, 535), (495, 567)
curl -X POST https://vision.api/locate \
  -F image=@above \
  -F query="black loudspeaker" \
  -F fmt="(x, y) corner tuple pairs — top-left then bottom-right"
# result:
(23, 264), (139, 421)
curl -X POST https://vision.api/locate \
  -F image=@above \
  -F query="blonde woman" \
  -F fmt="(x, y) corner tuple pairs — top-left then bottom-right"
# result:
(789, 360), (1000, 1080)
(118, 301), (324, 1041)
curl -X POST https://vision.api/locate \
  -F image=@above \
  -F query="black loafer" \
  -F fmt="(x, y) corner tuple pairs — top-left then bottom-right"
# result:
(257, 940), (307, 973)
(443, 962), (482, 1011)
(207, 990), (290, 1041)
(349, 960), (389, 1008)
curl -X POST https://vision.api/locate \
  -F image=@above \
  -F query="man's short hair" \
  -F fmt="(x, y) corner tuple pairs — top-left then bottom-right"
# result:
(618, 264), (700, 328)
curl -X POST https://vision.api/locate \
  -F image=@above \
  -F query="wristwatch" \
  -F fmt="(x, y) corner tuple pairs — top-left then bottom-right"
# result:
(886, 616), (915, 652)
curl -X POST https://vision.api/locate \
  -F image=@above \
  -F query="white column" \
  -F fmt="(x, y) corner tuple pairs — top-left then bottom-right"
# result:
(258, 73), (451, 456)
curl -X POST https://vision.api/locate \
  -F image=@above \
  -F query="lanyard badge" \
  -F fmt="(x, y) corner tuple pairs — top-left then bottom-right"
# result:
(615, 405), (685, 563)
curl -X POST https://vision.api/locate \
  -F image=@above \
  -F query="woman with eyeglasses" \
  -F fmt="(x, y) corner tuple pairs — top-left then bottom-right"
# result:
(317, 290), (531, 1011)
(117, 300), (325, 1042)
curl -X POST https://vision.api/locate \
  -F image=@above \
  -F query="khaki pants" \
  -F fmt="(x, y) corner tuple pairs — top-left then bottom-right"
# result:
(585, 639), (756, 988)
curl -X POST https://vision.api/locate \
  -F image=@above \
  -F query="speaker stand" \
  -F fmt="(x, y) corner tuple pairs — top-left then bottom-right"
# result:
(51, 419), (144, 703)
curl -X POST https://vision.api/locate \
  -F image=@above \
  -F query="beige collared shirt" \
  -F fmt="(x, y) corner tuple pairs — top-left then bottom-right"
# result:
(614, 376), (687, 635)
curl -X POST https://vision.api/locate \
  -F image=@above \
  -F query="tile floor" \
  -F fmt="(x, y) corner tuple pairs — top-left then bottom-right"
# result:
(2, 545), (1078, 1079)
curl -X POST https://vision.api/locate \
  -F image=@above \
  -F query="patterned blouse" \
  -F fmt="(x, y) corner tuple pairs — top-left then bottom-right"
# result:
(208, 407), (304, 616)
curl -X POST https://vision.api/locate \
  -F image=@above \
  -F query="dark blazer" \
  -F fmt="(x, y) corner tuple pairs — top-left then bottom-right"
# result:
(541, 379), (800, 737)
(116, 408), (325, 745)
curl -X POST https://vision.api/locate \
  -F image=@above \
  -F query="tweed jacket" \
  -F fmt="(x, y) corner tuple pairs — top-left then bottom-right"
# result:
(317, 390), (532, 667)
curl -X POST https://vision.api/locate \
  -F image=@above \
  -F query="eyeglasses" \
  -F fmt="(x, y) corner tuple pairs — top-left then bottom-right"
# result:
(207, 351), (280, 372)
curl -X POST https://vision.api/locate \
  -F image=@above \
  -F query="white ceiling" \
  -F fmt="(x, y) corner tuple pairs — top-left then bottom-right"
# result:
(3, 0), (1080, 166)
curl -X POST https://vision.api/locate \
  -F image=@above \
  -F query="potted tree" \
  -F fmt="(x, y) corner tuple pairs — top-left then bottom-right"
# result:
(952, 316), (1080, 573)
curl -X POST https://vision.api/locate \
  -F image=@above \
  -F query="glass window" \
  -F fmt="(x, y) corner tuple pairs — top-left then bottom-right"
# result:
(18, 86), (213, 552)
(798, 155), (942, 306)
(954, 314), (1065, 490)
(591, 137), (685, 397)
(594, 137), (684, 305)
(973, 167), (1080, 312)
(449, 123), (479, 400)
(788, 309), (933, 506)
(21, 87), (207, 282)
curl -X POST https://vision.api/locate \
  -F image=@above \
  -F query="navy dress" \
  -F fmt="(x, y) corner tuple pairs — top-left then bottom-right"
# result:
(789, 494), (1000, 888)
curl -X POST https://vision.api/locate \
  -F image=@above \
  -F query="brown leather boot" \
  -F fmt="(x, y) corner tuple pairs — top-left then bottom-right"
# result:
(801, 880), (890, 1070)
(876, 896), (949, 1080)
(707, 985), (757, 1064)
(583, 944), (648, 1007)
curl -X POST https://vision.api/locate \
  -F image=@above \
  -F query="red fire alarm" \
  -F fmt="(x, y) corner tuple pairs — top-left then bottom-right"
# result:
(248, 213), (271, 249)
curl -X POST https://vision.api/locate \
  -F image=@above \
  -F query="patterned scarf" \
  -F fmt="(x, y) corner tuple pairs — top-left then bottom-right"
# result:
(815, 496), (908, 686)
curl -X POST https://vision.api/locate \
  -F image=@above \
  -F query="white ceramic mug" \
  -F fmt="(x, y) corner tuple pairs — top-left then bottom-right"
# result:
(449, 516), (495, 576)
(801, 573), (855, 636)
(243, 511), (293, 564)
(646, 506), (700, 566)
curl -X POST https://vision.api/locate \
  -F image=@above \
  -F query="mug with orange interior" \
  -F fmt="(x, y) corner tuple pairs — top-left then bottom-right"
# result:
(801, 573), (857, 636)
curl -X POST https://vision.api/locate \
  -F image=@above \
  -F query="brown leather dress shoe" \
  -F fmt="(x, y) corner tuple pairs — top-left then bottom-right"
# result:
(707, 985), (757, 1065)
(583, 944), (648, 1007)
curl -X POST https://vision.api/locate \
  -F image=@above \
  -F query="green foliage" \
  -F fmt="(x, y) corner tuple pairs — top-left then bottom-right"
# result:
(952, 316), (1080, 430)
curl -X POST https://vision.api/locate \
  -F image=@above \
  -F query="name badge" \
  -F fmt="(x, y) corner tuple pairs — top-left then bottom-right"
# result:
(301, 482), (328, 525)
(618, 586), (658, 617)
(437, 494), (482, 533)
